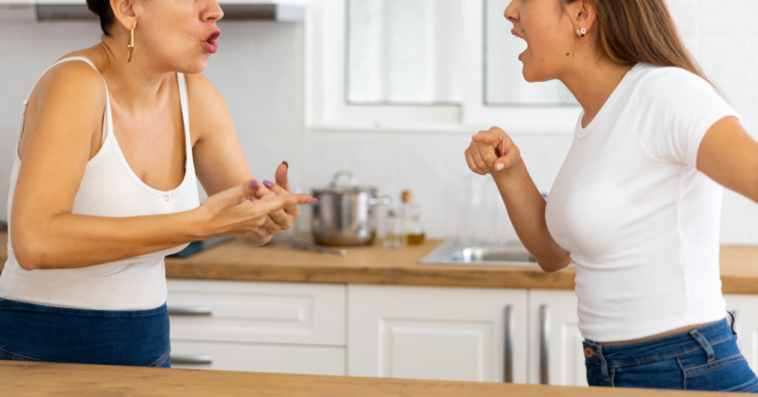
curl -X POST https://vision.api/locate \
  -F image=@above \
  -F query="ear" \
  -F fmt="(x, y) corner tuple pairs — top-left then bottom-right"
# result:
(565, 0), (598, 32)
(109, 0), (138, 32)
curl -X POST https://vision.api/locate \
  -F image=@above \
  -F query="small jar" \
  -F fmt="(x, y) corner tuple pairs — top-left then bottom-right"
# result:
(383, 207), (407, 248)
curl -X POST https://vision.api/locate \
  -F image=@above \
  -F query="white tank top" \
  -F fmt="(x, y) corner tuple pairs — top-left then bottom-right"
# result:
(0, 57), (200, 311)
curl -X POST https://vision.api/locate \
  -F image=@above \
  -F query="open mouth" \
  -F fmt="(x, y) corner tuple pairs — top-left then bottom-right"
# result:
(203, 30), (220, 54)
(511, 28), (527, 61)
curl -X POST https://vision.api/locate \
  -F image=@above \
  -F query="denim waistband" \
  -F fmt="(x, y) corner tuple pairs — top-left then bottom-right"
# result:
(583, 318), (734, 368)
(0, 298), (167, 318)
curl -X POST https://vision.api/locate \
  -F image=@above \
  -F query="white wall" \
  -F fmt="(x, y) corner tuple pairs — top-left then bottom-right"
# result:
(667, 0), (758, 244)
(0, 0), (757, 244)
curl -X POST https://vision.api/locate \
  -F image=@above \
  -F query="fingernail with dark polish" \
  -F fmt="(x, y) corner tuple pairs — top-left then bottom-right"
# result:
(263, 180), (275, 189)
(282, 161), (289, 169)
(306, 198), (318, 204)
(250, 181), (260, 190)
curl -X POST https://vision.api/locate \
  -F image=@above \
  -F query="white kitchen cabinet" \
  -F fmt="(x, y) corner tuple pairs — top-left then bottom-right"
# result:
(167, 279), (345, 346)
(725, 294), (758, 371)
(166, 279), (346, 375)
(527, 289), (585, 387)
(170, 340), (345, 375)
(347, 285), (528, 383)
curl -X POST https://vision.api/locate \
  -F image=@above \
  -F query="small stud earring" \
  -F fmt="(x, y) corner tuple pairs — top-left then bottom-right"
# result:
(576, 29), (581, 36)
(580, 28), (587, 37)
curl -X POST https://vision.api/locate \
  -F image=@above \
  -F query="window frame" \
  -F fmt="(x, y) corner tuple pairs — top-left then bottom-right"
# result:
(307, 0), (580, 134)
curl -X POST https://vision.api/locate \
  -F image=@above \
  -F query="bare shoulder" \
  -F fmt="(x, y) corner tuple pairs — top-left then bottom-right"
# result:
(185, 73), (224, 105)
(19, 51), (109, 159)
(32, 57), (107, 109)
(185, 73), (233, 141)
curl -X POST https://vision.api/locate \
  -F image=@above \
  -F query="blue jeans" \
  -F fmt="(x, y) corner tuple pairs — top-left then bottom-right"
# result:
(584, 318), (758, 392)
(0, 298), (171, 367)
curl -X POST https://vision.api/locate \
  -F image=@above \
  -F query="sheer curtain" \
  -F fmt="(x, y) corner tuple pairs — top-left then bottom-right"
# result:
(347, 0), (463, 105)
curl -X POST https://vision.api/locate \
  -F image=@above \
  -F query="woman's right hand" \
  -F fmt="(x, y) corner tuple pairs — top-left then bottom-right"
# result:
(465, 126), (523, 178)
(196, 180), (315, 239)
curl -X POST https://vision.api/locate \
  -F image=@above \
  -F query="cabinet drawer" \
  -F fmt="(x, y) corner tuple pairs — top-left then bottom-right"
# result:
(170, 340), (345, 375)
(167, 280), (346, 345)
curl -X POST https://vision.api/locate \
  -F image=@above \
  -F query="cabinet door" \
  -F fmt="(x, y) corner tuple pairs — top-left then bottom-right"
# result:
(348, 285), (528, 383)
(170, 340), (345, 375)
(528, 289), (585, 386)
(724, 294), (758, 371)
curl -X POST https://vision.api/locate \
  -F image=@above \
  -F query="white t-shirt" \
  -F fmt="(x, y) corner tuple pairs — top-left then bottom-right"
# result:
(545, 63), (738, 342)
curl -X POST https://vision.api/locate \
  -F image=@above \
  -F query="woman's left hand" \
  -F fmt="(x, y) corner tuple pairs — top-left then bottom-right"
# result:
(241, 162), (301, 244)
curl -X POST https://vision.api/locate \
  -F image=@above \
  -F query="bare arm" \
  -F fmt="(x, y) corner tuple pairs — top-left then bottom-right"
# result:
(697, 117), (758, 204)
(12, 64), (312, 271)
(465, 127), (571, 272)
(186, 74), (301, 246)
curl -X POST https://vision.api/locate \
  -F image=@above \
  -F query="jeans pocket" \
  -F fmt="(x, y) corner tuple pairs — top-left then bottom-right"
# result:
(682, 354), (758, 391)
(611, 358), (684, 389)
(723, 376), (758, 393)
(0, 346), (55, 363)
(145, 349), (171, 368)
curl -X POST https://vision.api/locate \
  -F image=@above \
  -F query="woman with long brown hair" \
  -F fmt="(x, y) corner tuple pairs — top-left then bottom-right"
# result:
(466, 0), (758, 391)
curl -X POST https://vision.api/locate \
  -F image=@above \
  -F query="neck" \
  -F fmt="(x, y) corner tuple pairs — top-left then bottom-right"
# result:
(559, 53), (635, 128)
(98, 33), (173, 115)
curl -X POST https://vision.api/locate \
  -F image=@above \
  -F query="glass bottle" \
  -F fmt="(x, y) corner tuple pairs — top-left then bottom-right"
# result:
(401, 190), (425, 246)
(383, 206), (407, 248)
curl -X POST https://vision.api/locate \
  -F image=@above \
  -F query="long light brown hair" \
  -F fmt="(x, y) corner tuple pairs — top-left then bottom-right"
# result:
(564, 0), (717, 90)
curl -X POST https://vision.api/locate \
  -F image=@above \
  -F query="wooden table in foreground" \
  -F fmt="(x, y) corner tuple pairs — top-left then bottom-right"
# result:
(1, 231), (757, 293)
(0, 362), (726, 397)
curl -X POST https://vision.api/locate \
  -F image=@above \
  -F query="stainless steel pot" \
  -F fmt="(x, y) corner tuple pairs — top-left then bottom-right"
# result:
(311, 171), (391, 246)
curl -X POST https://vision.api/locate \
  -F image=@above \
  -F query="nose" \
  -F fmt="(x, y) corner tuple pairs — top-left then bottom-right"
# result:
(504, 0), (518, 23)
(205, 0), (224, 22)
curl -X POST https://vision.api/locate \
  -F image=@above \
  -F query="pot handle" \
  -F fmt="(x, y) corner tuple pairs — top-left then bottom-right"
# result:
(330, 170), (359, 188)
(369, 196), (392, 206)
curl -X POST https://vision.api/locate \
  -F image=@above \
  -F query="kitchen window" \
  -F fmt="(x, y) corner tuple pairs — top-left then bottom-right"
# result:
(346, 0), (463, 106)
(309, 0), (581, 133)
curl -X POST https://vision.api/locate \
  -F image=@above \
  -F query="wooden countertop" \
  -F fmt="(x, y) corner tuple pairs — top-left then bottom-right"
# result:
(1, 231), (757, 293)
(0, 362), (724, 397)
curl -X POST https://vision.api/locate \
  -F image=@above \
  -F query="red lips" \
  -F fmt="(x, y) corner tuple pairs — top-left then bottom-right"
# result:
(203, 30), (220, 54)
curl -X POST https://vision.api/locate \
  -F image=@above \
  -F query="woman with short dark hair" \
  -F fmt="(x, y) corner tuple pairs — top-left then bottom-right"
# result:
(0, 0), (314, 367)
(467, 0), (758, 391)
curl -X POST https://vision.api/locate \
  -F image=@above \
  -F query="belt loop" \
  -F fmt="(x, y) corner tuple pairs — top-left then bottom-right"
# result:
(727, 311), (737, 336)
(595, 346), (610, 381)
(690, 330), (715, 362)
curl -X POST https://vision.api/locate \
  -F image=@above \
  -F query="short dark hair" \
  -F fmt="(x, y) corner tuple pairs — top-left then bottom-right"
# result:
(87, 0), (115, 36)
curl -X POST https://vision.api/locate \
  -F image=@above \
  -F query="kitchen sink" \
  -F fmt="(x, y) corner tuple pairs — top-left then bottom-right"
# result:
(419, 239), (571, 268)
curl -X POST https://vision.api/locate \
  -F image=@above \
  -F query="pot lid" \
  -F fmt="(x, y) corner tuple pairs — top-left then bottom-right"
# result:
(312, 170), (377, 194)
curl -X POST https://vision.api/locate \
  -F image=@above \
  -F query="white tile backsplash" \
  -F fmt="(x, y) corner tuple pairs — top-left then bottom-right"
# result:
(667, 0), (698, 38)
(203, 22), (305, 134)
(346, 134), (396, 187)
(301, 131), (349, 188)
(240, 131), (304, 189)
(392, 135), (445, 187)
(1, 1), (757, 245)
(441, 134), (477, 182)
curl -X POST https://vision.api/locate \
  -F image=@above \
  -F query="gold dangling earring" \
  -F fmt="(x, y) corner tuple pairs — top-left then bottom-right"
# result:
(127, 26), (135, 62)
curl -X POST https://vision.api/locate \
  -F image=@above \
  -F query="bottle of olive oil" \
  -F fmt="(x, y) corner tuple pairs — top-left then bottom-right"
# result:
(401, 190), (425, 246)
